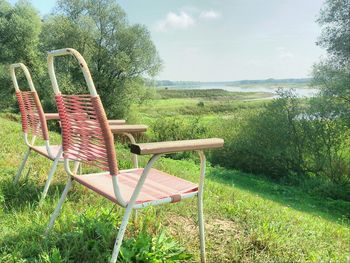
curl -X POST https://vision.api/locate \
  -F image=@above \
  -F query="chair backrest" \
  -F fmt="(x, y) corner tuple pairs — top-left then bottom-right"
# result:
(10, 63), (49, 142)
(47, 48), (118, 175)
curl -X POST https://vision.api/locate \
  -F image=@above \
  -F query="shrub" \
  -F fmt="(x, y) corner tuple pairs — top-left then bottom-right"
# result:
(120, 224), (192, 263)
(150, 116), (207, 160)
(210, 89), (350, 199)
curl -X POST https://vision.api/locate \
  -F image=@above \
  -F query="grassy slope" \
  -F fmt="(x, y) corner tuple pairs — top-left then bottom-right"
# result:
(137, 98), (267, 122)
(0, 116), (349, 262)
(156, 89), (273, 100)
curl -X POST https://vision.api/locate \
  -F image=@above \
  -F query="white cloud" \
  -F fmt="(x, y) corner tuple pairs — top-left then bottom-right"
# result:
(277, 47), (295, 60)
(155, 12), (195, 32)
(199, 10), (221, 20)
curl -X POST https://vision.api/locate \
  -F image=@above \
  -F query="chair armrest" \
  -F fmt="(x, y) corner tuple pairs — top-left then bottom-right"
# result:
(44, 113), (60, 120)
(130, 138), (224, 155)
(108, 119), (126, 125)
(110, 124), (148, 134)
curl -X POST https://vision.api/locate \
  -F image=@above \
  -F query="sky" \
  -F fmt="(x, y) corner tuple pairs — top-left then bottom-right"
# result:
(9, 0), (326, 81)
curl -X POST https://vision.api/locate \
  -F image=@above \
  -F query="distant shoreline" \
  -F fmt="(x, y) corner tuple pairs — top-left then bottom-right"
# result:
(155, 80), (319, 98)
(155, 78), (312, 88)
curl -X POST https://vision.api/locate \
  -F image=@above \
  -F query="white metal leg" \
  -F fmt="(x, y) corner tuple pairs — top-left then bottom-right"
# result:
(110, 154), (161, 263)
(110, 205), (133, 263)
(45, 177), (73, 235)
(14, 148), (31, 183)
(198, 151), (206, 263)
(40, 148), (62, 203)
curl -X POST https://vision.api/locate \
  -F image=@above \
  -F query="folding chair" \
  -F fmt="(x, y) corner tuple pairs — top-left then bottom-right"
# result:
(10, 63), (144, 202)
(45, 48), (224, 263)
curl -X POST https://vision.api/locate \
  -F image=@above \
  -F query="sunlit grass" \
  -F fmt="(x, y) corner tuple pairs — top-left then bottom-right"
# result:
(0, 116), (349, 262)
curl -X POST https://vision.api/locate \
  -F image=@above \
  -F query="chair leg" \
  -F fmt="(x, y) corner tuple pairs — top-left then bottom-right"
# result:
(45, 177), (73, 235)
(40, 154), (60, 204)
(14, 148), (31, 184)
(110, 205), (134, 263)
(197, 150), (206, 263)
(110, 154), (162, 263)
(198, 193), (206, 263)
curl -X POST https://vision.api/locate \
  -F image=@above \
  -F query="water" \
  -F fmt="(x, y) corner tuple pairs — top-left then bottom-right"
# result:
(163, 82), (319, 98)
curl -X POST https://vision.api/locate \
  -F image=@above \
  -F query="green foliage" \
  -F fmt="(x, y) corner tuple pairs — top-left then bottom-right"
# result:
(157, 88), (272, 100)
(197, 101), (205, 107)
(0, 118), (350, 262)
(151, 117), (207, 142)
(0, 0), (161, 118)
(0, 0), (41, 65)
(120, 223), (191, 263)
(0, 117), (349, 262)
(137, 86), (350, 200)
(312, 60), (350, 124)
(210, 90), (350, 197)
(312, 0), (350, 124)
(211, 90), (303, 177)
(0, 0), (42, 111)
(150, 116), (207, 160)
(317, 0), (350, 66)
(39, 0), (162, 118)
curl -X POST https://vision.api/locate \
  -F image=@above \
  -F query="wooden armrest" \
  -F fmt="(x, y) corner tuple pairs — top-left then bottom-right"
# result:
(110, 124), (148, 134)
(44, 113), (60, 120)
(130, 138), (224, 155)
(108, 119), (126, 125)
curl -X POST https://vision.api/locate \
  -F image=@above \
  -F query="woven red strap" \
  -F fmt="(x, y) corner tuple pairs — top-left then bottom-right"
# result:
(15, 91), (49, 140)
(55, 94), (118, 175)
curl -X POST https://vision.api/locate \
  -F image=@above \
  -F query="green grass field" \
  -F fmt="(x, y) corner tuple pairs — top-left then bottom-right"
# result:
(137, 94), (268, 120)
(156, 89), (273, 100)
(0, 115), (349, 262)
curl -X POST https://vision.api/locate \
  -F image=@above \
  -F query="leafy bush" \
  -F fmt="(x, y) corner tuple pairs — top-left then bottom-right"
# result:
(41, 207), (191, 263)
(151, 116), (207, 142)
(120, 223), (191, 263)
(210, 89), (350, 199)
(150, 116), (207, 160)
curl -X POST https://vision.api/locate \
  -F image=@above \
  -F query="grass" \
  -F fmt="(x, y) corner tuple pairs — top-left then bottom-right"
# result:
(138, 96), (267, 118)
(156, 89), (273, 100)
(0, 115), (349, 262)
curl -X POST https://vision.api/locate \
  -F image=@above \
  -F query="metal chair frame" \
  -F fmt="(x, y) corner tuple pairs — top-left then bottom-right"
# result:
(10, 63), (63, 202)
(46, 48), (211, 263)
(10, 63), (140, 203)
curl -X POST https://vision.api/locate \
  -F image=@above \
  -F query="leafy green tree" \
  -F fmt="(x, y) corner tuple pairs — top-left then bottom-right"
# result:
(0, 0), (42, 111)
(312, 0), (350, 122)
(317, 0), (350, 67)
(41, 0), (162, 118)
(211, 89), (349, 190)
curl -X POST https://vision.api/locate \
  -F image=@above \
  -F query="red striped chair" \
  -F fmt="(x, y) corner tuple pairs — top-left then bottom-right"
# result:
(10, 63), (142, 202)
(45, 48), (224, 263)
(10, 63), (64, 201)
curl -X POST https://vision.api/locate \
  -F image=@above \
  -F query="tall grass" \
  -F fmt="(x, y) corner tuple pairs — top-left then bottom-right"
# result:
(0, 116), (349, 262)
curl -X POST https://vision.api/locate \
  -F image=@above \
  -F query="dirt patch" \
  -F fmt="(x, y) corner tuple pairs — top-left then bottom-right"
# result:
(165, 213), (240, 238)
(165, 213), (241, 262)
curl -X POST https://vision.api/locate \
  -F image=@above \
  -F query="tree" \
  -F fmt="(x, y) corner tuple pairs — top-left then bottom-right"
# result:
(41, 0), (162, 118)
(0, 0), (42, 111)
(309, 0), (350, 187)
(312, 0), (350, 122)
(317, 0), (350, 67)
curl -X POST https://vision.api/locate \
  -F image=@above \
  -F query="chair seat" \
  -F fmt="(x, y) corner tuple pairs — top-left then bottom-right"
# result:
(30, 145), (62, 160)
(73, 168), (198, 205)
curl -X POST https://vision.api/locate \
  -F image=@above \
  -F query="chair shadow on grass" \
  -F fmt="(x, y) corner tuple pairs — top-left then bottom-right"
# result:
(207, 167), (350, 224)
(0, 206), (119, 263)
(0, 174), (68, 212)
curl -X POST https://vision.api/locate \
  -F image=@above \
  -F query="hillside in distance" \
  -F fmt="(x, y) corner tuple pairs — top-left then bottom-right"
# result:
(155, 78), (311, 88)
